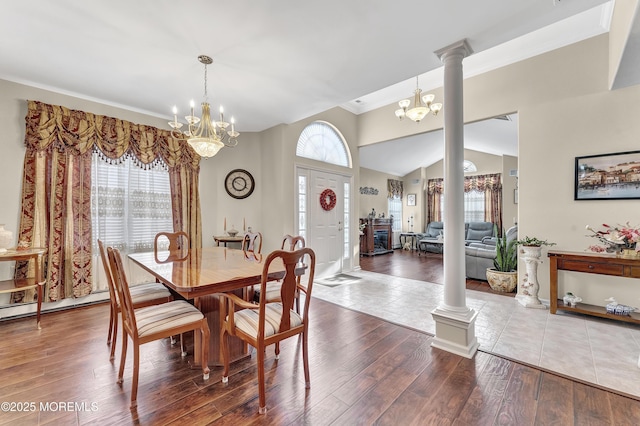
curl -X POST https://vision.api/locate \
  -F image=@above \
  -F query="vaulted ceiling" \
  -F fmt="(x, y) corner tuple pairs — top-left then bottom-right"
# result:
(1, 0), (635, 176)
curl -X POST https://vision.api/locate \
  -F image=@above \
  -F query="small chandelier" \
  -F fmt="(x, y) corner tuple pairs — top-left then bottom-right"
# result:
(169, 55), (239, 158)
(394, 76), (442, 122)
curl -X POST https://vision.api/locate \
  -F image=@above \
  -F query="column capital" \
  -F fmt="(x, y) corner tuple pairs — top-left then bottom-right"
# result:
(434, 39), (473, 62)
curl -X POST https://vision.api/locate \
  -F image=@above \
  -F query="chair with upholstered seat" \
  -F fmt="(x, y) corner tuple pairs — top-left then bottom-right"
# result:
(220, 247), (315, 414)
(253, 234), (305, 312)
(107, 246), (210, 409)
(98, 240), (173, 361)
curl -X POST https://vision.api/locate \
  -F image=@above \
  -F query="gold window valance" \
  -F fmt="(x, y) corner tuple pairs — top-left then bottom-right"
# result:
(387, 179), (403, 199)
(24, 100), (200, 170)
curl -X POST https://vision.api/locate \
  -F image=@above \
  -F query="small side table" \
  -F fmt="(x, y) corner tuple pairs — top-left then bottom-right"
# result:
(213, 235), (245, 247)
(399, 233), (418, 251)
(0, 247), (46, 329)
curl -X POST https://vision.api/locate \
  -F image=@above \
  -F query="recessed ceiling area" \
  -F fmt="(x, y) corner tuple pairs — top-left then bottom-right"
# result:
(359, 114), (518, 177)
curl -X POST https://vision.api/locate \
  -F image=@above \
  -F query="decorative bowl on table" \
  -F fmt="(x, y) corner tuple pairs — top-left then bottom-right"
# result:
(227, 229), (239, 237)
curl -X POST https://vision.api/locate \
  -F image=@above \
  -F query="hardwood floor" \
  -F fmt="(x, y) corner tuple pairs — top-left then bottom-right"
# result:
(360, 247), (516, 296)
(1, 253), (639, 424)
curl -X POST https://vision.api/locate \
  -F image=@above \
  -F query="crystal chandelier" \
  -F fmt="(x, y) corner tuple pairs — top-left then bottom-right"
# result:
(394, 76), (442, 122)
(169, 55), (239, 158)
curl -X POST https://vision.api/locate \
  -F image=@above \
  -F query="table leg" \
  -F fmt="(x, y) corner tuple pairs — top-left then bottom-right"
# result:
(193, 291), (249, 367)
(36, 283), (43, 329)
(35, 253), (43, 329)
(549, 256), (559, 314)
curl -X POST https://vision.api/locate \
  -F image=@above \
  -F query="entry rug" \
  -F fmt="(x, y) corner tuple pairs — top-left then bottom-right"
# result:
(316, 274), (362, 287)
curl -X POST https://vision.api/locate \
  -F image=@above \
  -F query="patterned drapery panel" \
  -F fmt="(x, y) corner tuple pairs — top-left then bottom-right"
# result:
(426, 174), (502, 231)
(15, 100), (202, 301)
(463, 173), (502, 193)
(427, 178), (444, 223)
(387, 179), (403, 200)
(466, 173), (502, 232)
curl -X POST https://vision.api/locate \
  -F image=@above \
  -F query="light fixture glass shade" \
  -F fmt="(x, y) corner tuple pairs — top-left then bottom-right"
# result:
(422, 93), (435, 104)
(398, 99), (411, 109)
(188, 137), (224, 157)
(405, 106), (428, 122)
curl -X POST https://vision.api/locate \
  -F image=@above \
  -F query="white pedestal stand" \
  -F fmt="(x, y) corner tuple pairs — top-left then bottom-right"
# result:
(516, 245), (547, 309)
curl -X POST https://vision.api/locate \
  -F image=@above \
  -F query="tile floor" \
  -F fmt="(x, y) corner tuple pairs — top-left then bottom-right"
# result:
(312, 269), (640, 399)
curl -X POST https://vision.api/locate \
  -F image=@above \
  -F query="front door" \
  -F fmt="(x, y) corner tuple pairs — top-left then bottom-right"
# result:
(296, 167), (352, 278)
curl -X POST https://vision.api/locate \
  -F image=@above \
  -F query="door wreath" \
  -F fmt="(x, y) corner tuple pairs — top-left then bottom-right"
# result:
(320, 189), (337, 211)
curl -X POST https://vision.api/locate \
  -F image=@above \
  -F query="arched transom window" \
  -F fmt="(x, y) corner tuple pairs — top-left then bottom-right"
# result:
(296, 121), (351, 168)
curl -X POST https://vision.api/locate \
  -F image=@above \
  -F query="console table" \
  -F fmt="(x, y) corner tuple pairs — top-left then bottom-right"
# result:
(213, 235), (244, 247)
(548, 250), (640, 324)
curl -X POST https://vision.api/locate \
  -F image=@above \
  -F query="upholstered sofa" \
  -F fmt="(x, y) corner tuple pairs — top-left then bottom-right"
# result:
(464, 225), (518, 280)
(418, 221), (495, 253)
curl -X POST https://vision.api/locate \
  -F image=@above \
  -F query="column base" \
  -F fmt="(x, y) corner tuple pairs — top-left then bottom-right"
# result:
(430, 306), (479, 359)
(516, 294), (547, 309)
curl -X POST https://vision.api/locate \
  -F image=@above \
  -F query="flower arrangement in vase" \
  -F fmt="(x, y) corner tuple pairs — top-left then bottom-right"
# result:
(585, 223), (640, 256)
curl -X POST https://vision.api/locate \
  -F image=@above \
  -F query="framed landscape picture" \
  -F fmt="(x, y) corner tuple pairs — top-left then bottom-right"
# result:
(575, 150), (640, 200)
(407, 193), (416, 206)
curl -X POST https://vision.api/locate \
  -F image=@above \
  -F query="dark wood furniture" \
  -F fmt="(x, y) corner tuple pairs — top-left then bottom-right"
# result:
(359, 217), (393, 256)
(0, 247), (46, 329)
(128, 247), (290, 366)
(548, 250), (640, 324)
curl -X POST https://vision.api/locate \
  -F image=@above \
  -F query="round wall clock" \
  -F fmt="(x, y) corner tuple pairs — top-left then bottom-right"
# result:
(224, 169), (255, 199)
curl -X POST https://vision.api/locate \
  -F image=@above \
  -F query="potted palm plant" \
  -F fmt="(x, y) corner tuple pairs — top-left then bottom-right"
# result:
(486, 227), (518, 292)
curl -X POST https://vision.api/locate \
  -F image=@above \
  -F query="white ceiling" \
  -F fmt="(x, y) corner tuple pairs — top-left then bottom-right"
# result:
(0, 0), (621, 175)
(360, 114), (519, 177)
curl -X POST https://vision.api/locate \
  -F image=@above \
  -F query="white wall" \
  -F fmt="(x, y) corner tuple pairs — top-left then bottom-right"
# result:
(358, 167), (401, 218)
(358, 33), (640, 306)
(2, 29), (639, 314)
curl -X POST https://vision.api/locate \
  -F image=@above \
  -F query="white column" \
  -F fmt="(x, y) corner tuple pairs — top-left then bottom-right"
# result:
(430, 40), (479, 359)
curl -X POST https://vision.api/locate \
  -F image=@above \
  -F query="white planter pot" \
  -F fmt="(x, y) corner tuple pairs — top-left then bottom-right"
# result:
(516, 245), (546, 309)
(486, 268), (517, 292)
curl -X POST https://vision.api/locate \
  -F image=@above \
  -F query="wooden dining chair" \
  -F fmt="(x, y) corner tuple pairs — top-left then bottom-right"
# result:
(260, 234), (306, 312)
(220, 247), (315, 414)
(98, 240), (173, 361)
(107, 246), (210, 409)
(154, 231), (189, 263)
(242, 231), (263, 254)
(281, 234), (305, 251)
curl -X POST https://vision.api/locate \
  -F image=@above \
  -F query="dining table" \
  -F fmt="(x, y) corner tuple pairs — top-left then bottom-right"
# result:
(128, 246), (290, 366)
